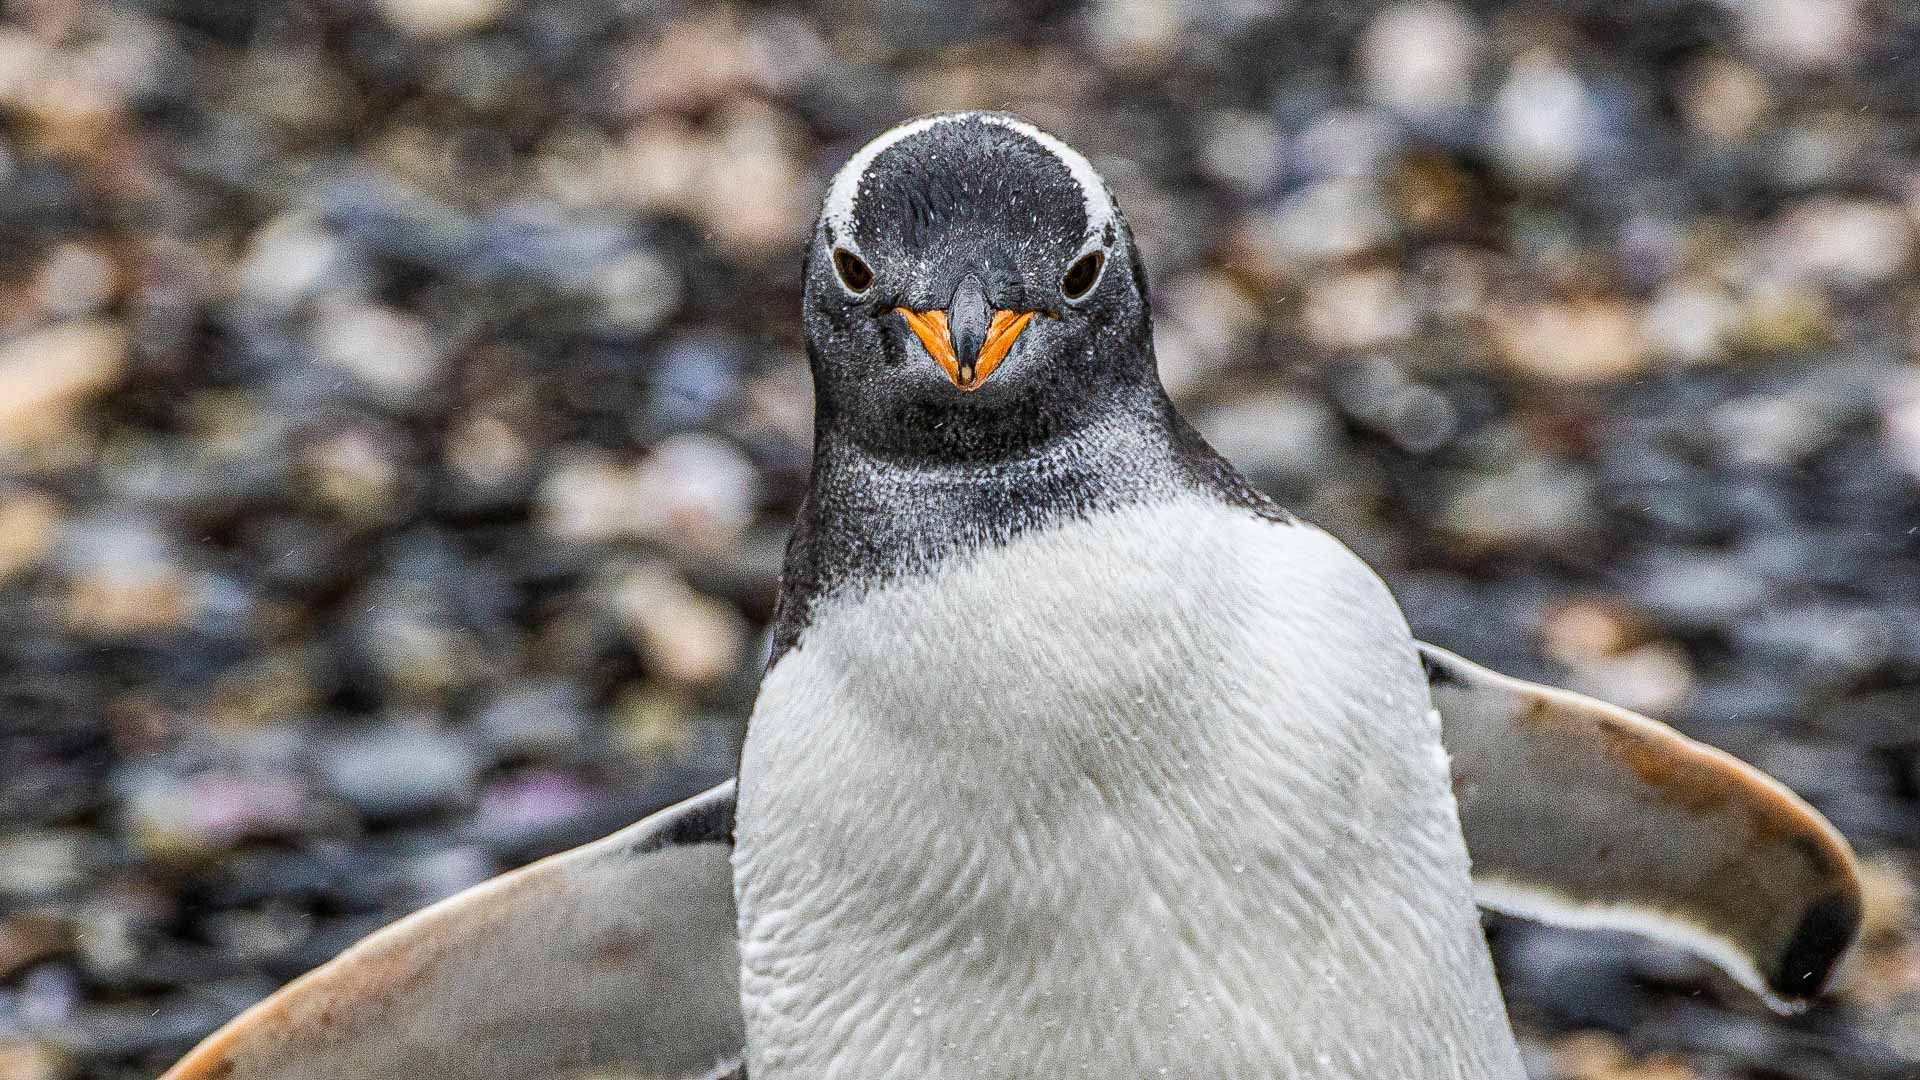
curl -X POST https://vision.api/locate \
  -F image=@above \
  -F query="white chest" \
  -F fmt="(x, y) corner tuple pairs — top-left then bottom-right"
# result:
(733, 502), (1523, 1079)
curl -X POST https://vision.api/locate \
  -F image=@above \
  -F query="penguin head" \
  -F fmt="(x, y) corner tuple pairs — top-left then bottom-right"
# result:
(802, 113), (1158, 460)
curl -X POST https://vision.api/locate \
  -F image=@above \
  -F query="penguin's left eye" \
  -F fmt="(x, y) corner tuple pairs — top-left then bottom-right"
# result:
(832, 248), (874, 294)
(1061, 250), (1105, 301)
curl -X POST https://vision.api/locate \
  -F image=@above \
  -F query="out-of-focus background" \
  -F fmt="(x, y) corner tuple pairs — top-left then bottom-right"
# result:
(1, 0), (1918, 1076)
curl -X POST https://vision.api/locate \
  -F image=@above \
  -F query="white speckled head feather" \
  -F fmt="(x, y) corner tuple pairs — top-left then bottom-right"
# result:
(820, 114), (957, 252)
(820, 112), (1117, 253)
(974, 113), (1116, 242)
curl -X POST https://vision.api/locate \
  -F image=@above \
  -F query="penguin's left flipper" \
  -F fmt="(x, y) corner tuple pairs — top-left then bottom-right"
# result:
(157, 780), (745, 1080)
(1420, 642), (1863, 1013)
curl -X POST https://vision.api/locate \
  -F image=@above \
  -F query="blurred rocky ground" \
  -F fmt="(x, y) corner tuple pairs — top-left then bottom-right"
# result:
(0, 0), (1917, 1077)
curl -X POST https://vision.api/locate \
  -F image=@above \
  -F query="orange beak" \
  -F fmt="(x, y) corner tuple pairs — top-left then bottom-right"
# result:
(895, 307), (1037, 392)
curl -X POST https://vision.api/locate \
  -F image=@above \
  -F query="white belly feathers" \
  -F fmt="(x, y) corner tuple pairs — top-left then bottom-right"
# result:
(733, 499), (1525, 1080)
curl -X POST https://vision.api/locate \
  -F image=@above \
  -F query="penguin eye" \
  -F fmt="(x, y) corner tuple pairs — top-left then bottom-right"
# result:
(832, 248), (874, 294)
(1061, 250), (1105, 301)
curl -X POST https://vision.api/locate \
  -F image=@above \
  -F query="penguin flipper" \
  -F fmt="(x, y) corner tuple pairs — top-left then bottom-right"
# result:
(1419, 642), (1862, 1012)
(159, 780), (745, 1080)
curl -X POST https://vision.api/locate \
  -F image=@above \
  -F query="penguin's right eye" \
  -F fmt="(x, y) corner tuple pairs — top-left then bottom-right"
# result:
(832, 248), (874, 294)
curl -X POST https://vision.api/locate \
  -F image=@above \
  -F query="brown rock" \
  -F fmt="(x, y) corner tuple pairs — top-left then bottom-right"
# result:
(0, 915), (67, 981)
(1553, 1031), (1697, 1080)
(606, 562), (746, 688)
(0, 1039), (65, 1080)
(65, 566), (191, 635)
(619, 8), (769, 117)
(1484, 300), (1648, 383)
(1680, 56), (1773, 141)
(1542, 598), (1646, 664)
(0, 489), (60, 584)
(0, 321), (128, 448)
(539, 435), (757, 554)
(373, 0), (509, 37)
(1303, 268), (1414, 352)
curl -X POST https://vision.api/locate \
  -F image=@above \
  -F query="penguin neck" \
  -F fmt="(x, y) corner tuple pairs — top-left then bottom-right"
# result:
(768, 391), (1289, 664)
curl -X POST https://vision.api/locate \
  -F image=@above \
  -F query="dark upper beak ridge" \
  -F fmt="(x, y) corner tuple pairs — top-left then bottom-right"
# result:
(948, 274), (991, 384)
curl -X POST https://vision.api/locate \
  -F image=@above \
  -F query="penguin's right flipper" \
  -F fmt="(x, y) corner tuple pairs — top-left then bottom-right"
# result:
(1421, 642), (1862, 1013)
(158, 780), (746, 1080)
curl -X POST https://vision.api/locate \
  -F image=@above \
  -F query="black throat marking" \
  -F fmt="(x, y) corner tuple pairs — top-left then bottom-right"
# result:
(767, 395), (1293, 665)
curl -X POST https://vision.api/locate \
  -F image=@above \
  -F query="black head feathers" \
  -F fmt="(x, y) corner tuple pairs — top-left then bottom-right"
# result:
(800, 112), (1158, 462)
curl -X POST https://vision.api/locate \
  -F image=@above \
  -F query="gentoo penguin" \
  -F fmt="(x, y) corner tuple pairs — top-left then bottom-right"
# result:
(160, 113), (1862, 1080)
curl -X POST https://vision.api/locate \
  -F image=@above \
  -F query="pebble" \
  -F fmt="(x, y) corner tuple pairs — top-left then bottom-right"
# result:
(1084, 0), (1184, 71)
(1564, 641), (1695, 717)
(1641, 280), (1738, 363)
(1153, 271), (1263, 397)
(1629, 549), (1773, 630)
(1485, 300), (1649, 384)
(373, 0), (511, 38)
(618, 8), (771, 118)
(1732, 0), (1862, 72)
(612, 683), (697, 760)
(1302, 269), (1415, 352)
(1680, 56), (1774, 142)
(1710, 388), (1843, 465)
(118, 768), (310, 857)
(31, 242), (118, 319)
(643, 332), (747, 435)
(0, 832), (91, 900)
(1290, 108), (1403, 184)
(1767, 199), (1913, 286)
(604, 562), (747, 689)
(232, 211), (354, 313)
(1756, 742), (1891, 804)
(1553, 1032), (1697, 1080)
(1194, 392), (1345, 493)
(1328, 356), (1458, 453)
(474, 681), (591, 761)
(348, 580), (491, 705)
(398, 846), (495, 907)
(1541, 598), (1643, 664)
(56, 513), (194, 636)
(692, 105), (814, 256)
(302, 428), (406, 520)
(1358, 2), (1481, 121)
(472, 772), (598, 853)
(0, 915), (68, 982)
(443, 413), (533, 494)
(1242, 179), (1394, 271)
(315, 723), (482, 822)
(1443, 457), (1598, 553)
(592, 247), (682, 335)
(538, 434), (758, 554)
(1488, 50), (1596, 185)
(1197, 111), (1284, 199)
(0, 321), (127, 450)
(0, 488), (59, 584)
(311, 304), (447, 409)
(0, 1040), (63, 1080)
